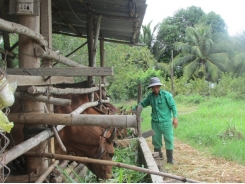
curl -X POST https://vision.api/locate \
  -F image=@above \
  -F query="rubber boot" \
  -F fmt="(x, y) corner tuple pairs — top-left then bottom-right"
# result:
(154, 148), (163, 159)
(166, 149), (174, 164)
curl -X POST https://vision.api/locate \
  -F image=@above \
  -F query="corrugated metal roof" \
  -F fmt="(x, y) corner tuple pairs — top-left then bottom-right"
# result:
(1, 0), (147, 44)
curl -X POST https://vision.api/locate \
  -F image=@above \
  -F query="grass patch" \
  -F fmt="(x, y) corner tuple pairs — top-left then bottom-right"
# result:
(175, 96), (245, 165)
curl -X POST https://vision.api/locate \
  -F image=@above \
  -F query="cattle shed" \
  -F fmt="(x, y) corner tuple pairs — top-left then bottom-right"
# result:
(0, 0), (171, 183)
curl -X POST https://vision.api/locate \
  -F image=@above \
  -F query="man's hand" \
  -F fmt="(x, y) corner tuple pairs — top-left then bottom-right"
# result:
(173, 118), (178, 128)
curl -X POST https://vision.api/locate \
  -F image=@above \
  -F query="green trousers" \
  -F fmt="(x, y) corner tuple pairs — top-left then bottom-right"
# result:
(151, 120), (174, 150)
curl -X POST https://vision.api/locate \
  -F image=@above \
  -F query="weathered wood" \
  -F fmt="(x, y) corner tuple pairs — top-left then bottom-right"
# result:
(52, 126), (66, 152)
(0, 48), (18, 59)
(9, 75), (74, 86)
(27, 85), (107, 95)
(6, 67), (113, 76)
(0, 18), (48, 47)
(27, 152), (201, 183)
(14, 92), (71, 106)
(69, 163), (87, 181)
(52, 160), (70, 177)
(51, 160), (78, 183)
(1, 44), (86, 69)
(4, 174), (40, 183)
(66, 41), (87, 57)
(34, 46), (87, 67)
(19, 12), (48, 175)
(136, 105), (143, 137)
(0, 97), (108, 168)
(8, 113), (137, 127)
(86, 13), (94, 88)
(35, 160), (59, 183)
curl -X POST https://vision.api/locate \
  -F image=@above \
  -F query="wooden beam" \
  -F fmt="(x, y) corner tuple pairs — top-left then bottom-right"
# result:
(51, 31), (145, 46)
(0, 18), (48, 47)
(6, 67), (113, 76)
(66, 41), (87, 57)
(8, 75), (74, 86)
(34, 46), (87, 67)
(27, 85), (107, 95)
(8, 113), (137, 127)
(15, 92), (72, 106)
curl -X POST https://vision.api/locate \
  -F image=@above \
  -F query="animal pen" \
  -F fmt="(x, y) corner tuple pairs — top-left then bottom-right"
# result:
(0, 0), (198, 183)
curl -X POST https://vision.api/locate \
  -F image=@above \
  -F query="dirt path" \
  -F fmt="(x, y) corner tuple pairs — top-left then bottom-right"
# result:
(145, 137), (245, 183)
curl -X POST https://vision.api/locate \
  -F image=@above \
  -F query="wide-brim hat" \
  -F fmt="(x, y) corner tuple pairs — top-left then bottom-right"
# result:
(147, 77), (164, 89)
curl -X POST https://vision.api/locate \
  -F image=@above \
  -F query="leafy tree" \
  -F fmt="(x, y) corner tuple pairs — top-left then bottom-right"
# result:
(153, 6), (228, 67)
(174, 25), (231, 82)
(200, 11), (228, 35)
(103, 43), (157, 101)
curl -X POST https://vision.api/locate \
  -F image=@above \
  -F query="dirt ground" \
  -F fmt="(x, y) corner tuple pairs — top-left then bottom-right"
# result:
(145, 137), (245, 183)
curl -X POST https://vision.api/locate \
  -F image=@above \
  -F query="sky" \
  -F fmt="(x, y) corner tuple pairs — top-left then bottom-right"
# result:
(143, 0), (245, 36)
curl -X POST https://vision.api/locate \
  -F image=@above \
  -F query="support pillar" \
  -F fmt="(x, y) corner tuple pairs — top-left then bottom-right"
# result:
(19, 12), (47, 175)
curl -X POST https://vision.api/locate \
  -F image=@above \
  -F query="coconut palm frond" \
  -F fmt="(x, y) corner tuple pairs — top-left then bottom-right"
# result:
(212, 40), (230, 53)
(174, 42), (191, 53)
(155, 62), (169, 73)
(204, 38), (214, 53)
(209, 53), (230, 71)
(234, 53), (245, 66)
(173, 54), (195, 66)
(191, 46), (203, 58)
(183, 59), (199, 80)
(206, 60), (220, 81)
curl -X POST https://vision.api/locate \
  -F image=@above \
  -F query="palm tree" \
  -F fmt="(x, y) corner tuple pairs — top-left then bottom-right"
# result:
(173, 25), (231, 82)
(140, 21), (159, 51)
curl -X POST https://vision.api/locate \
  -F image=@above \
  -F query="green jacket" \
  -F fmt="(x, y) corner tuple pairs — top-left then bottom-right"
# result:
(133, 90), (178, 122)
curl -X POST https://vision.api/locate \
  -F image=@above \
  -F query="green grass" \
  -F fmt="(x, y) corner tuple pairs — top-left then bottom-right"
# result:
(175, 97), (245, 165)
(116, 96), (245, 165)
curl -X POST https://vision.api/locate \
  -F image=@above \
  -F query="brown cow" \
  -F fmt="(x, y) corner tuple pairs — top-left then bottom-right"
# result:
(6, 82), (118, 179)
(54, 93), (117, 179)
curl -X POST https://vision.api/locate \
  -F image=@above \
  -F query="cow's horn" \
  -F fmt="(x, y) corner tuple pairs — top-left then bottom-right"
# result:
(103, 127), (110, 137)
(106, 127), (116, 144)
(95, 145), (105, 159)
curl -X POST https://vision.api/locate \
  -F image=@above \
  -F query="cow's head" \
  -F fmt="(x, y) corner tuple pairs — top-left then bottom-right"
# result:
(89, 127), (117, 179)
(56, 126), (117, 180)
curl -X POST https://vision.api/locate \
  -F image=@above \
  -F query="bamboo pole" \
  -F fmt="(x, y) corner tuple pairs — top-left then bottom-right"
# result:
(27, 152), (201, 183)
(1, 97), (114, 168)
(27, 85), (107, 95)
(35, 160), (60, 183)
(15, 92), (71, 106)
(52, 160), (70, 177)
(8, 113), (137, 127)
(34, 46), (87, 68)
(0, 48), (18, 59)
(53, 161), (78, 183)
(0, 18), (48, 47)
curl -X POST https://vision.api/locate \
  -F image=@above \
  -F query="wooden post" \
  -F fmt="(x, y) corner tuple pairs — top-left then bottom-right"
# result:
(18, 5), (48, 175)
(86, 12), (94, 94)
(0, 0), (13, 68)
(171, 49), (174, 96)
(40, 0), (54, 165)
(100, 36), (106, 99)
(137, 84), (142, 103)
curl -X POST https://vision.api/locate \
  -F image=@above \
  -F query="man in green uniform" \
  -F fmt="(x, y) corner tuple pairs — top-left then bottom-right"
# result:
(133, 77), (178, 164)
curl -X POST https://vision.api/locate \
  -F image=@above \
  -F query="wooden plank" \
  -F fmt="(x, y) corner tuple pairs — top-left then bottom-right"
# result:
(9, 75), (74, 86)
(6, 67), (113, 76)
